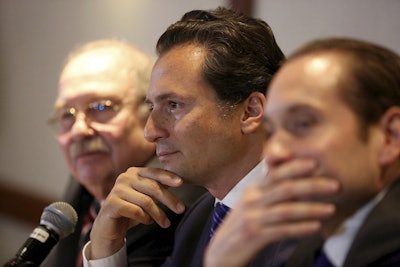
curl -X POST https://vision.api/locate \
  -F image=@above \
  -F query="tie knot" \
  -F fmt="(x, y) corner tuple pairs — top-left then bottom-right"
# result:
(210, 202), (231, 238)
(215, 202), (230, 217)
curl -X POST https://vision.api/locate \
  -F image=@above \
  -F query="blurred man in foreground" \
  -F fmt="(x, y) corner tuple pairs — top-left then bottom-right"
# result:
(205, 38), (400, 267)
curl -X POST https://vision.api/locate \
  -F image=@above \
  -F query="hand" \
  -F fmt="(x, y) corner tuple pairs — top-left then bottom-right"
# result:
(88, 167), (186, 260)
(204, 158), (339, 267)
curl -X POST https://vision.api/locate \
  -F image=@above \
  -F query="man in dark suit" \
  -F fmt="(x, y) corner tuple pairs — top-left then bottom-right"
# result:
(44, 40), (205, 267)
(205, 38), (400, 267)
(82, 7), (338, 267)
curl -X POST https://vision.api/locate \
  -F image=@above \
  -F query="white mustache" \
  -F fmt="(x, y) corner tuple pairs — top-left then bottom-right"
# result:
(70, 137), (110, 159)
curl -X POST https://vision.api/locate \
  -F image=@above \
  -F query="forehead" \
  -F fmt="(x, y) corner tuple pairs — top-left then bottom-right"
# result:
(61, 47), (126, 78)
(57, 49), (132, 105)
(266, 54), (345, 114)
(147, 44), (216, 101)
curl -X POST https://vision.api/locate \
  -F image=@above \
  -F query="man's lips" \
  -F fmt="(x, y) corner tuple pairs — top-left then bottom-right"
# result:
(156, 151), (178, 161)
(74, 150), (108, 160)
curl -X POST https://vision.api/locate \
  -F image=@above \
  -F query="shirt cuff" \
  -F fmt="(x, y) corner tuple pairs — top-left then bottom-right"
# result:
(83, 240), (127, 267)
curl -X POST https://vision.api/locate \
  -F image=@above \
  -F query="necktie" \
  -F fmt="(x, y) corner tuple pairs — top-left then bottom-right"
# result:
(76, 201), (100, 267)
(314, 249), (334, 267)
(209, 202), (231, 239)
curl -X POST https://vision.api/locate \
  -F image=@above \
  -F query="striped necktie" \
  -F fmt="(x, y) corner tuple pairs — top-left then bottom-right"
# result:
(209, 202), (231, 239)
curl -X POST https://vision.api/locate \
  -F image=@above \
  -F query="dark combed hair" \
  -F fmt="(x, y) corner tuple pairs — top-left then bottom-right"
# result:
(290, 38), (400, 128)
(156, 7), (285, 106)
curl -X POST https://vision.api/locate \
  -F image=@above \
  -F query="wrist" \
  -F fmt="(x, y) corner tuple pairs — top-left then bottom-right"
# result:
(89, 237), (125, 260)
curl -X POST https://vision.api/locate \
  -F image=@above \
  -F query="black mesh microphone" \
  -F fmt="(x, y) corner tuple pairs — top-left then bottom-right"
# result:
(3, 201), (78, 267)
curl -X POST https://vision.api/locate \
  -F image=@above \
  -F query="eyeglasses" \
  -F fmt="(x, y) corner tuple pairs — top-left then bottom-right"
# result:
(48, 100), (132, 134)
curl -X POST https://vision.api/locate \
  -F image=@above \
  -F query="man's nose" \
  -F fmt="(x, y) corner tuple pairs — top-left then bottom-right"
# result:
(144, 112), (169, 142)
(262, 132), (294, 167)
(70, 113), (95, 139)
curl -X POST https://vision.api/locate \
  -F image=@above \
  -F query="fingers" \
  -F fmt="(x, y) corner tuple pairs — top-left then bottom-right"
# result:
(138, 167), (184, 187)
(233, 201), (334, 242)
(204, 199), (332, 267)
(204, 158), (341, 267)
(246, 176), (339, 210)
(205, 219), (321, 267)
(261, 201), (335, 223)
(107, 167), (186, 228)
(133, 168), (186, 214)
(221, 199), (333, 242)
(262, 158), (317, 185)
(89, 167), (187, 259)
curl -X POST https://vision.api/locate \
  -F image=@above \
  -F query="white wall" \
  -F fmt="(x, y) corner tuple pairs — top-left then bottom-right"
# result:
(0, 0), (399, 262)
(255, 1), (400, 55)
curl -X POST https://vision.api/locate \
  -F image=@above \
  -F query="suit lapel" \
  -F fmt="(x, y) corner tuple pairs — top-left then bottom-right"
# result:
(167, 193), (214, 267)
(344, 179), (400, 266)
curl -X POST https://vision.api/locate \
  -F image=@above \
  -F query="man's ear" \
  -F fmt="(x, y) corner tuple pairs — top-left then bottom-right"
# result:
(378, 107), (400, 165)
(240, 92), (266, 134)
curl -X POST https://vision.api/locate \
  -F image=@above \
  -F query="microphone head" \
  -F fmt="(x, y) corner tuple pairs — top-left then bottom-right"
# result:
(40, 201), (78, 239)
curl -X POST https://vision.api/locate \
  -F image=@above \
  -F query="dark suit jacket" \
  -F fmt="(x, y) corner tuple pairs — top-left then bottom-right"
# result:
(284, 179), (400, 267)
(43, 157), (206, 267)
(161, 193), (299, 267)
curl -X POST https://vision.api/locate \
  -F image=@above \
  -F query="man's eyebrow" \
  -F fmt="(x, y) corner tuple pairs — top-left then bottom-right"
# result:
(54, 101), (67, 110)
(286, 104), (316, 114)
(145, 93), (185, 104)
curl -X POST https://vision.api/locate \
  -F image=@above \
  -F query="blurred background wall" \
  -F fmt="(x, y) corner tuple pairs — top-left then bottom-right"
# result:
(0, 0), (399, 261)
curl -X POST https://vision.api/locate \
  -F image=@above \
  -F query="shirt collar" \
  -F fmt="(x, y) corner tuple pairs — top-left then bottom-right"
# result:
(215, 160), (267, 209)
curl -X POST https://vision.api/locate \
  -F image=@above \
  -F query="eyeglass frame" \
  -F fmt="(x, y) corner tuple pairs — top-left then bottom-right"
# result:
(47, 99), (137, 135)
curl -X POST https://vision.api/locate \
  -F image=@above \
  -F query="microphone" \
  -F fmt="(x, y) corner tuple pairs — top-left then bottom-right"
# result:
(3, 201), (78, 267)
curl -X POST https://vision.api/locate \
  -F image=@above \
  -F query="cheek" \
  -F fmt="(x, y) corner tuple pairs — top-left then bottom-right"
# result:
(102, 123), (144, 165)
(174, 117), (208, 149)
(58, 136), (71, 159)
(315, 135), (378, 188)
(57, 136), (77, 175)
(188, 120), (239, 158)
(292, 131), (350, 179)
(174, 120), (203, 149)
(100, 121), (132, 145)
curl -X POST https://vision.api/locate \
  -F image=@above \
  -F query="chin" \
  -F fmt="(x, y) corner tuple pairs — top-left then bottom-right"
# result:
(76, 167), (107, 182)
(76, 175), (100, 185)
(165, 165), (189, 178)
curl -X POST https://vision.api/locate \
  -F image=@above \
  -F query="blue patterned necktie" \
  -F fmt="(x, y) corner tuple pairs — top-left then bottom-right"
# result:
(314, 250), (334, 267)
(209, 202), (231, 239)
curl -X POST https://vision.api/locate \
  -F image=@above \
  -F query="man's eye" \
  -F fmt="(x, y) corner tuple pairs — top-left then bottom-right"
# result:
(168, 101), (178, 109)
(146, 102), (154, 111)
(90, 102), (113, 111)
(59, 109), (75, 121)
(289, 117), (316, 135)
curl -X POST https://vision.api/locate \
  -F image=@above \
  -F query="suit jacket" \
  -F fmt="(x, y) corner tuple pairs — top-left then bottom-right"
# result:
(284, 179), (400, 267)
(43, 156), (206, 267)
(161, 193), (299, 267)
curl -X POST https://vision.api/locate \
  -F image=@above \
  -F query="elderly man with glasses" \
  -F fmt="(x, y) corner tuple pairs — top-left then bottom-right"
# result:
(44, 39), (205, 267)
